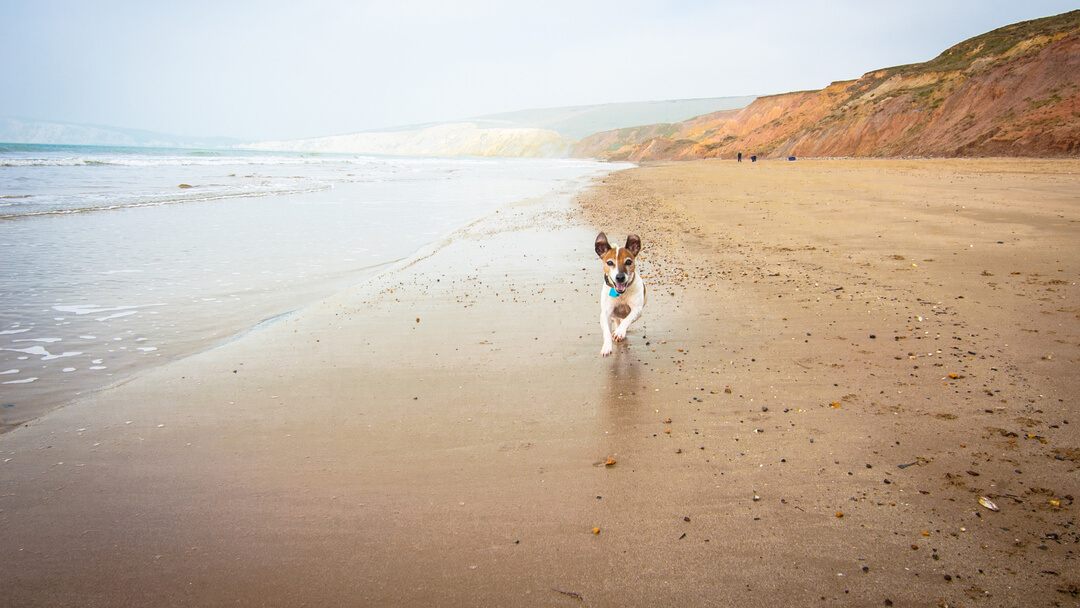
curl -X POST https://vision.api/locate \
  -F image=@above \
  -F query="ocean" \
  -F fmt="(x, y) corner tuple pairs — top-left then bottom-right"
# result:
(0, 144), (620, 430)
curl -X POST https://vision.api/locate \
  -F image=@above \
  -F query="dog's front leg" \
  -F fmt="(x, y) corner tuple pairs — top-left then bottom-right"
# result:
(600, 310), (615, 357)
(612, 306), (642, 342)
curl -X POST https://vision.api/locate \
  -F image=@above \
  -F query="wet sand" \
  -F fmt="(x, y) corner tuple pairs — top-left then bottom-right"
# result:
(2, 159), (1079, 607)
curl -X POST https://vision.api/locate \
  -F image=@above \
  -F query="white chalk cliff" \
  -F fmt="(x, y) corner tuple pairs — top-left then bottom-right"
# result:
(243, 123), (576, 158)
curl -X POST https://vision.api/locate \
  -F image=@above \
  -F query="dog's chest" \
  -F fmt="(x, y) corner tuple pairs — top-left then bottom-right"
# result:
(603, 285), (638, 319)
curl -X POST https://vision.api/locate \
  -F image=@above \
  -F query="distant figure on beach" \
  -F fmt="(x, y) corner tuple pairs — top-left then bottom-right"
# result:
(751, 155), (757, 162)
(737, 152), (742, 163)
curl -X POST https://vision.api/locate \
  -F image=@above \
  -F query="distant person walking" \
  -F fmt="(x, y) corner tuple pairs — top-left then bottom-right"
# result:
(737, 152), (742, 163)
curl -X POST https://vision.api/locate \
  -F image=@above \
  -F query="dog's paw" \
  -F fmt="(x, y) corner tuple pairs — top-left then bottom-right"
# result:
(601, 343), (613, 357)
(612, 328), (627, 342)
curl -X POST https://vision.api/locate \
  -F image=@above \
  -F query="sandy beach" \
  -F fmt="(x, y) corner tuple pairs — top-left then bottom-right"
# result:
(2, 158), (1078, 607)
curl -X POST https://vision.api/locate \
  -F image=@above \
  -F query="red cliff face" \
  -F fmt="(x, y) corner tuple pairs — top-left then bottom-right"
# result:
(574, 10), (1080, 161)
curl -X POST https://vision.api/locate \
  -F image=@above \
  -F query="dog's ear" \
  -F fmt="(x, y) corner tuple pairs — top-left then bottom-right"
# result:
(625, 234), (641, 256)
(595, 232), (611, 258)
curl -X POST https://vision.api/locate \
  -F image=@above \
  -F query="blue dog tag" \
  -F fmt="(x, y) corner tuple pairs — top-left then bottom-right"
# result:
(609, 288), (620, 297)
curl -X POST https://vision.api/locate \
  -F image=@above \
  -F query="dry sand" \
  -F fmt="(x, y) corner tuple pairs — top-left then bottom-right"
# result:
(2, 158), (1078, 607)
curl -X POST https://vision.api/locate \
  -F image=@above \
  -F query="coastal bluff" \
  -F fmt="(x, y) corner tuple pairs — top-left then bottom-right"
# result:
(243, 122), (576, 158)
(574, 10), (1080, 161)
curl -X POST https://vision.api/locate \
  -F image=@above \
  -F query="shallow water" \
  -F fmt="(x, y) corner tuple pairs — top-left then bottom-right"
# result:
(0, 146), (621, 429)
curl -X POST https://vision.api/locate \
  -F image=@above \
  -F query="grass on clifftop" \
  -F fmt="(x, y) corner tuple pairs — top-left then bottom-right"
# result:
(896, 9), (1080, 75)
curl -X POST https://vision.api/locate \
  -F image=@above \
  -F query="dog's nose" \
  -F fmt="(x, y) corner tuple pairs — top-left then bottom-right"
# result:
(615, 272), (626, 282)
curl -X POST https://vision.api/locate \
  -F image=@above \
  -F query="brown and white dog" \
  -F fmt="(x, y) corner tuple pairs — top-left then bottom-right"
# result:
(595, 232), (647, 357)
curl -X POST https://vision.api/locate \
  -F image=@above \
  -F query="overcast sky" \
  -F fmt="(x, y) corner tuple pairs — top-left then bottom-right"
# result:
(1, 0), (1075, 142)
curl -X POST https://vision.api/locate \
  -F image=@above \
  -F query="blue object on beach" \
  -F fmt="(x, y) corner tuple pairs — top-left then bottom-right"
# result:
(609, 288), (620, 297)
(788, 156), (797, 161)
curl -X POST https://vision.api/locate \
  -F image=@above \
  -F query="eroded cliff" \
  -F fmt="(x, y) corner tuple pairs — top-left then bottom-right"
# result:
(574, 10), (1080, 160)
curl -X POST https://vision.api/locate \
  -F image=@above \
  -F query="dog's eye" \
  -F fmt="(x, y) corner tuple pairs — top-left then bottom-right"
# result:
(606, 260), (615, 267)
(625, 259), (633, 266)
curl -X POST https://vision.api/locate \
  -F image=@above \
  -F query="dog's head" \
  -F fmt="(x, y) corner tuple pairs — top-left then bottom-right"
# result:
(595, 232), (641, 294)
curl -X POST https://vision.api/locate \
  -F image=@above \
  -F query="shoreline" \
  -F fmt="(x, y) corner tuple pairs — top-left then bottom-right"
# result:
(2, 158), (1078, 606)
(1, 157), (614, 433)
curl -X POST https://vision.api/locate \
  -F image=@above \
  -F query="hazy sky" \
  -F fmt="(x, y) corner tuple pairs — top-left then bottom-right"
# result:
(1, 0), (1075, 141)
